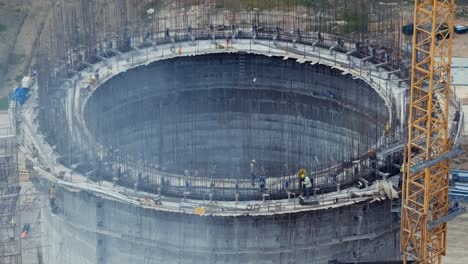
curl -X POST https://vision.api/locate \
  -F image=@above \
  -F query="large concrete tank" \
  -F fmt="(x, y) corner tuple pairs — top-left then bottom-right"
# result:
(25, 45), (402, 264)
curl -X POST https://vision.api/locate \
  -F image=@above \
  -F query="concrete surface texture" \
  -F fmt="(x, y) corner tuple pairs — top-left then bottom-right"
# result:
(37, 181), (400, 264)
(3, 1), (467, 263)
(17, 36), (407, 263)
(10, 38), (466, 264)
(84, 53), (388, 181)
(36, 36), (406, 201)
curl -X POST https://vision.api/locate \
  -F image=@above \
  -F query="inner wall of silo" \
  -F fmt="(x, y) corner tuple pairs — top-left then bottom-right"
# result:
(84, 53), (389, 179)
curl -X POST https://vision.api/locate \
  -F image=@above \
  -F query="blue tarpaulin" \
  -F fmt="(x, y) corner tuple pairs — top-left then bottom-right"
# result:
(12, 87), (28, 105)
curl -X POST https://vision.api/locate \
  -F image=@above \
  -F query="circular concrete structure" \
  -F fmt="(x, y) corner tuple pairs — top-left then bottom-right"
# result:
(41, 188), (399, 264)
(22, 38), (411, 264)
(81, 53), (389, 200)
(85, 53), (388, 177)
(22, 1), (463, 263)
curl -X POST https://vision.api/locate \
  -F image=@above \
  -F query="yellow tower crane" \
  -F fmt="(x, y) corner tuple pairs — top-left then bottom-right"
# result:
(401, 0), (455, 263)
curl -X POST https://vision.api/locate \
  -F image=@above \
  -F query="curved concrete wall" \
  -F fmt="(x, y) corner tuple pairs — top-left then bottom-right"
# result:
(24, 40), (403, 264)
(41, 182), (400, 264)
(84, 53), (388, 180)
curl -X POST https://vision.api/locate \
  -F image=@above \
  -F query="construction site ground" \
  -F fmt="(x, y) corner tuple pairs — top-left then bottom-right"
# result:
(444, 212), (468, 264)
(0, 0), (52, 107)
(447, 59), (468, 261)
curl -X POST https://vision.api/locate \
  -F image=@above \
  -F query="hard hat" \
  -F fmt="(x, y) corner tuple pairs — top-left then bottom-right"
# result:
(251, 160), (256, 164)
(298, 168), (307, 179)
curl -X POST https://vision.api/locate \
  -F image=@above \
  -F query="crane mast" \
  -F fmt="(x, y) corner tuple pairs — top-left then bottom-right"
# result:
(401, 0), (455, 263)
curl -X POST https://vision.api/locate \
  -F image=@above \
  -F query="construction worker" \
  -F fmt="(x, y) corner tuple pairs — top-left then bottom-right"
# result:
(250, 160), (257, 187)
(113, 167), (121, 187)
(134, 173), (142, 192)
(226, 35), (232, 48)
(165, 28), (171, 39)
(49, 184), (57, 213)
(399, 151), (408, 189)
(399, 165), (404, 189)
(259, 174), (266, 193)
(252, 23), (258, 39)
(89, 75), (96, 85)
(298, 169), (312, 199)
(298, 168), (306, 191)
(369, 148), (377, 178)
(295, 27), (302, 42)
(94, 69), (100, 81)
(385, 121), (390, 136)
(21, 224), (30, 239)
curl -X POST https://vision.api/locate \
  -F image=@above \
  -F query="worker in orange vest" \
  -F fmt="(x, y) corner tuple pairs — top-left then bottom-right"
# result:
(21, 224), (30, 239)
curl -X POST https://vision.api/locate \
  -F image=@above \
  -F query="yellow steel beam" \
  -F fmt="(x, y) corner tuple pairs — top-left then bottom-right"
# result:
(401, 0), (455, 263)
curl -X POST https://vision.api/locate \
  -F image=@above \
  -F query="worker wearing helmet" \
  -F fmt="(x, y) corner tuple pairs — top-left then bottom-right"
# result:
(298, 169), (312, 199)
(369, 148), (377, 178)
(298, 169), (307, 180)
(250, 160), (257, 187)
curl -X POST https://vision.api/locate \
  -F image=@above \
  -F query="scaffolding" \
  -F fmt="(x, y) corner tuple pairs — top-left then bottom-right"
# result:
(17, 1), (427, 263)
(29, 0), (415, 201)
(0, 125), (21, 264)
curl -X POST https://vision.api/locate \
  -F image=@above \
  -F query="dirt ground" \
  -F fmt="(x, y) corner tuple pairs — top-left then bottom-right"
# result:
(452, 34), (468, 58)
(0, 2), (27, 95)
(452, 18), (468, 58)
(443, 210), (468, 264)
(0, 0), (53, 100)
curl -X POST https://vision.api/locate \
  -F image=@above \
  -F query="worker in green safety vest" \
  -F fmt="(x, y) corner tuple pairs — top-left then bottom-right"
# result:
(298, 169), (313, 199)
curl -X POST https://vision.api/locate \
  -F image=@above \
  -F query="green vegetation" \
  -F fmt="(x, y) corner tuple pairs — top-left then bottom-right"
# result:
(0, 96), (9, 110)
(342, 9), (369, 33)
(0, 24), (7, 33)
(215, 0), (316, 10)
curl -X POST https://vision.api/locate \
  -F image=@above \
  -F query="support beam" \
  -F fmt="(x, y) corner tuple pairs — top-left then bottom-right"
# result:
(68, 70), (81, 77)
(95, 55), (108, 62)
(427, 207), (465, 230)
(410, 147), (463, 174)
(82, 61), (93, 67)
(108, 48), (122, 55)
(386, 69), (400, 79)
(329, 44), (339, 53)
(346, 49), (358, 56)
(361, 55), (373, 62)
(376, 62), (389, 68)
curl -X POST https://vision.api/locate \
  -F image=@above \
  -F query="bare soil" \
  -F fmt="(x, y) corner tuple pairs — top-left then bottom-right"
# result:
(452, 18), (468, 58)
(0, 0), (53, 98)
